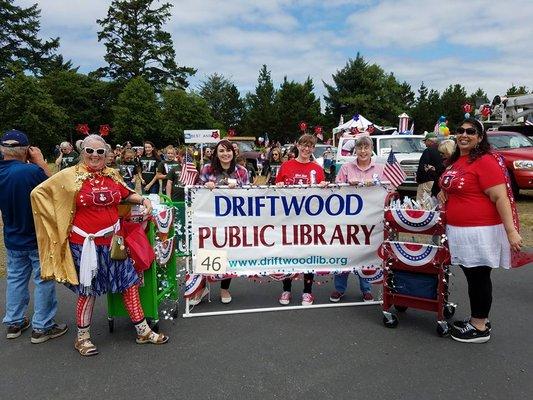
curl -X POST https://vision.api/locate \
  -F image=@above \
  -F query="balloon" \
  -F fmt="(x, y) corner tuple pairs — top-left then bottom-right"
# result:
(258, 137), (264, 143)
(464, 112), (471, 119)
(443, 127), (450, 136)
(439, 115), (447, 123)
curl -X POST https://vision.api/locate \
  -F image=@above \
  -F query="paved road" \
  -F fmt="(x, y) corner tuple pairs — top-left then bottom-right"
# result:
(0, 261), (532, 400)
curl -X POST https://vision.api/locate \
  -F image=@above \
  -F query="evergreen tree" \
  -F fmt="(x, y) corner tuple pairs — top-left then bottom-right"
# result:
(41, 71), (116, 143)
(0, 72), (67, 156)
(161, 89), (215, 145)
(273, 77), (321, 142)
(506, 85), (529, 96)
(410, 82), (442, 133)
(323, 53), (414, 127)
(243, 65), (277, 137)
(0, 0), (65, 79)
(96, 0), (195, 91)
(439, 84), (468, 129)
(468, 88), (489, 106)
(199, 73), (244, 130)
(112, 77), (162, 145)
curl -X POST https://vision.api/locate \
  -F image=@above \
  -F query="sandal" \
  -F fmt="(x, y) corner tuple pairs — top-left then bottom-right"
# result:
(136, 332), (169, 345)
(74, 338), (99, 356)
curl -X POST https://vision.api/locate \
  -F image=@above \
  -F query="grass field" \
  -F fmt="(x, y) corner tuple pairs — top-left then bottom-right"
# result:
(1, 191), (531, 277)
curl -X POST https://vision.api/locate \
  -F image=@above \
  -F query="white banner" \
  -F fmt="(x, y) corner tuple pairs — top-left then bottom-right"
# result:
(188, 185), (387, 275)
(184, 129), (220, 144)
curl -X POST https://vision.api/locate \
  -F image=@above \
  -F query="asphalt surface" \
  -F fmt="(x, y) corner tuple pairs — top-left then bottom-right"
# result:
(0, 260), (532, 400)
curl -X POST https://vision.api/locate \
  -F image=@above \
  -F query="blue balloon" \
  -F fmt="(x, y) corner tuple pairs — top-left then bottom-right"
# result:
(464, 112), (470, 118)
(439, 115), (447, 123)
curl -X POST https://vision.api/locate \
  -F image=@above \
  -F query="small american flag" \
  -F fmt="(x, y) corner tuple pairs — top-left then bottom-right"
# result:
(383, 150), (406, 189)
(180, 153), (199, 186)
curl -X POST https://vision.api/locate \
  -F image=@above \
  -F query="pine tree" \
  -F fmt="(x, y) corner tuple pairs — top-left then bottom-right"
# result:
(243, 65), (277, 137)
(0, 0), (65, 79)
(96, 0), (195, 91)
(199, 74), (244, 130)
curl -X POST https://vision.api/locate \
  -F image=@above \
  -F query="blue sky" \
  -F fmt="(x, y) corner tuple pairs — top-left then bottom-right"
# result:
(21, 0), (533, 104)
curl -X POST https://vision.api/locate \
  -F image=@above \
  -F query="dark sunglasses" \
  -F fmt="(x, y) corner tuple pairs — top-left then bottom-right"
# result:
(84, 147), (106, 155)
(456, 127), (478, 136)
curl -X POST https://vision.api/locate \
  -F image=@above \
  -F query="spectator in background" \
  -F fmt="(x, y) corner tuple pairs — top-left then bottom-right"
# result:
(118, 148), (139, 191)
(0, 130), (68, 343)
(55, 141), (79, 171)
(431, 139), (456, 197)
(156, 146), (180, 195)
(139, 141), (160, 194)
(416, 133), (442, 203)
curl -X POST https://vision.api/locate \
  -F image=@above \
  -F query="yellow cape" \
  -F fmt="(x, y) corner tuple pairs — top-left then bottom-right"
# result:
(30, 164), (133, 284)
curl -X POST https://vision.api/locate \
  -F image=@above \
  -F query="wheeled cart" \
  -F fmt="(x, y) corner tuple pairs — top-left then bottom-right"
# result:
(380, 193), (456, 336)
(106, 198), (180, 333)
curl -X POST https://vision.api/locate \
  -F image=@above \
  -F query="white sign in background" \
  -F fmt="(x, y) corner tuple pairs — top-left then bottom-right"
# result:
(183, 129), (220, 144)
(188, 185), (387, 275)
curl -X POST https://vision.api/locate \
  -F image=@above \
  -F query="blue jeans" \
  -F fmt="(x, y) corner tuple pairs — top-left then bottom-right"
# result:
(334, 272), (371, 294)
(2, 249), (57, 330)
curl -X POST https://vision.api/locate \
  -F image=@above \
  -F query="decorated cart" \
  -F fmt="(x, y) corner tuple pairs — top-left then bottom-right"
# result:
(380, 193), (456, 336)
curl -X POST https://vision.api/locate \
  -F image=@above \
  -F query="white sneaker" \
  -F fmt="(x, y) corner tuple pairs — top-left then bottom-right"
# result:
(279, 291), (291, 305)
(301, 293), (314, 306)
(189, 287), (209, 306)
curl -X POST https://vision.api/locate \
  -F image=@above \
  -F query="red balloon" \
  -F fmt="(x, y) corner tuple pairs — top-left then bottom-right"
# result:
(99, 124), (110, 136)
(76, 123), (90, 135)
(299, 122), (308, 132)
(481, 105), (491, 117)
(462, 103), (473, 113)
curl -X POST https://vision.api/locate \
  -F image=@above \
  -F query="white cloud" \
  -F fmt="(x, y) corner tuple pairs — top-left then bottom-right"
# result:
(16, 0), (533, 106)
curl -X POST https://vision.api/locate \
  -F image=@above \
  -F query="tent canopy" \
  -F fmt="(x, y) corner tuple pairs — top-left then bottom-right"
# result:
(333, 114), (396, 135)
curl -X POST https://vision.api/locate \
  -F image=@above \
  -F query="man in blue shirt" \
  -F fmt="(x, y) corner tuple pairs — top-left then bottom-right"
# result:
(0, 130), (67, 343)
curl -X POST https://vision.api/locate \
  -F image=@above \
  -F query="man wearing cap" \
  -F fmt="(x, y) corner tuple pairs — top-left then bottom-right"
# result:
(55, 141), (79, 170)
(416, 132), (443, 203)
(0, 130), (68, 342)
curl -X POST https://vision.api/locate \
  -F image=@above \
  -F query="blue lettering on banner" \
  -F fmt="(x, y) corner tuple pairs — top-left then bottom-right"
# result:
(214, 194), (364, 217)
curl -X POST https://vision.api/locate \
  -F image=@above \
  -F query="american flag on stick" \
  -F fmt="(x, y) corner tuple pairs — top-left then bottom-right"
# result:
(383, 150), (406, 189)
(180, 152), (199, 186)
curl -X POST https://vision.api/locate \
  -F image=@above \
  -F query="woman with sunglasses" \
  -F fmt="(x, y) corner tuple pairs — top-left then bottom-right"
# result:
(438, 118), (522, 343)
(262, 147), (283, 185)
(31, 134), (169, 356)
(139, 141), (161, 194)
(188, 140), (249, 305)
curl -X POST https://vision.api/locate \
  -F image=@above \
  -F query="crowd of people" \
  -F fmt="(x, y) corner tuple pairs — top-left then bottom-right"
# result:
(0, 119), (524, 358)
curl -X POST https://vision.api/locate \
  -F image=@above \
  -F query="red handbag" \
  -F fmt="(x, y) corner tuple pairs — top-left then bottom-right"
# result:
(121, 220), (155, 273)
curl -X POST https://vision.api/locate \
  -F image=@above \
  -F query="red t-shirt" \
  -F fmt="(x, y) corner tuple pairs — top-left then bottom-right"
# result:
(440, 154), (505, 227)
(275, 159), (326, 185)
(70, 176), (131, 245)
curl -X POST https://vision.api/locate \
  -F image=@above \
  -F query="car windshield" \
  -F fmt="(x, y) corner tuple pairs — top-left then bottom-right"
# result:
(377, 138), (425, 153)
(488, 134), (533, 149)
(313, 146), (336, 158)
(235, 142), (255, 152)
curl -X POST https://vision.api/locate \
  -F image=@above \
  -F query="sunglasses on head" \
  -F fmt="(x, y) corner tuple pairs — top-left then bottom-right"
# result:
(456, 127), (478, 136)
(84, 147), (106, 155)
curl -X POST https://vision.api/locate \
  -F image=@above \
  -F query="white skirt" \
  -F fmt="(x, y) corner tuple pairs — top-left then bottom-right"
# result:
(446, 224), (510, 269)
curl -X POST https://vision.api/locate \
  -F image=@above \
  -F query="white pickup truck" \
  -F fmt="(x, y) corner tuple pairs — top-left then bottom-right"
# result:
(335, 134), (426, 191)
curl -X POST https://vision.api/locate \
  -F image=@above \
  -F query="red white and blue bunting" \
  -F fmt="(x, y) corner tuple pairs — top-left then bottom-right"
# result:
(389, 242), (440, 267)
(388, 209), (441, 232)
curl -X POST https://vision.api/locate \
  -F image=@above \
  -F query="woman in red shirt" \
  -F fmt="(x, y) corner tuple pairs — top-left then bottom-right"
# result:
(438, 119), (522, 343)
(44, 135), (169, 356)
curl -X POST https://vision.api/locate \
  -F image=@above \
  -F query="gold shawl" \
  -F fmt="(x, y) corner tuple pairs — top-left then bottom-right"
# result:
(31, 164), (133, 284)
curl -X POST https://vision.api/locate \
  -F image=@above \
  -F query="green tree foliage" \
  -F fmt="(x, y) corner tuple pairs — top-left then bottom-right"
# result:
(506, 85), (529, 96)
(0, 0), (67, 79)
(273, 77), (321, 143)
(161, 89), (215, 145)
(0, 73), (67, 156)
(439, 84), (468, 129)
(41, 71), (116, 142)
(468, 88), (489, 107)
(112, 76), (162, 145)
(96, 0), (195, 91)
(410, 82), (442, 133)
(199, 73), (244, 130)
(324, 53), (414, 127)
(243, 65), (277, 137)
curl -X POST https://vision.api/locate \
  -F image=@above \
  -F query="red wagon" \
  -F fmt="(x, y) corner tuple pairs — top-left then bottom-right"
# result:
(380, 193), (456, 336)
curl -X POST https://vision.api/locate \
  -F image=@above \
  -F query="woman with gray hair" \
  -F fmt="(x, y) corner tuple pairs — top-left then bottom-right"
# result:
(32, 134), (169, 357)
(330, 135), (384, 303)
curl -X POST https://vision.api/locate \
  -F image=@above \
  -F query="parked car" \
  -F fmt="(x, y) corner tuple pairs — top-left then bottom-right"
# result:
(335, 134), (426, 191)
(226, 136), (261, 170)
(487, 130), (533, 196)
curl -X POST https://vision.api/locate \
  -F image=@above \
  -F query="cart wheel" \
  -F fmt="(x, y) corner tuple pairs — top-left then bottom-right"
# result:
(108, 317), (114, 333)
(436, 321), (449, 337)
(383, 314), (399, 328)
(443, 303), (456, 319)
(394, 305), (408, 312)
